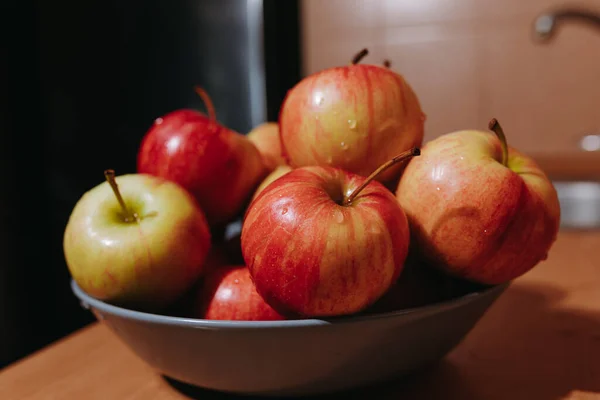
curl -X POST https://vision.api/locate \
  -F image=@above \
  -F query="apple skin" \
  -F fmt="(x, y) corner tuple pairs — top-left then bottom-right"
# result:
(247, 122), (286, 171)
(241, 166), (411, 317)
(279, 64), (425, 184)
(137, 109), (267, 227)
(63, 173), (212, 310)
(396, 130), (561, 285)
(194, 265), (285, 321)
(251, 164), (293, 201)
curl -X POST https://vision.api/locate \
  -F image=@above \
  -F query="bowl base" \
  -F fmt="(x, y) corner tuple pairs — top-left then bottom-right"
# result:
(161, 362), (439, 398)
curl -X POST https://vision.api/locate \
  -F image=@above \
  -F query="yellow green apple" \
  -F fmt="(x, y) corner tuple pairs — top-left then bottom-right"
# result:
(63, 171), (212, 310)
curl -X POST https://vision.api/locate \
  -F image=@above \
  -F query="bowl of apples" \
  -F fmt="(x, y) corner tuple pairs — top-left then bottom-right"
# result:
(65, 49), (561, 397)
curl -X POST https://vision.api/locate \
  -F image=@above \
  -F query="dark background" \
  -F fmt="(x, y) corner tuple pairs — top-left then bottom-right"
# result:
(1, 0), (301, 368)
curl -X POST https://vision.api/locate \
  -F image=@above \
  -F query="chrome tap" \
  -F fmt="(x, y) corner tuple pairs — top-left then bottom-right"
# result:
(533, 7), (600, 42)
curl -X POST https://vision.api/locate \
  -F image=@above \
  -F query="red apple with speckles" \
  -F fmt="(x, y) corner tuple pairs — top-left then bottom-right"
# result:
(194, 265), (285, 321)
(279, 49), (425, 185)
(137, 87), (267, 226)
(63, 171), (211, 311)
(241, 148), (420, 317)
(396, 119), (561, 285)
(247, 122), (286, 171)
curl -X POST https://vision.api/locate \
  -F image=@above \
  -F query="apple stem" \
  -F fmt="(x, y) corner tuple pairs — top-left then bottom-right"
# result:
(488, 118), (509, 167)
(344, 147), (421, 206)
(351, 48), (369, 65)
(383, 59), (391, 68)
(194, 86), (217, 121)
(104, 170), (139, 223)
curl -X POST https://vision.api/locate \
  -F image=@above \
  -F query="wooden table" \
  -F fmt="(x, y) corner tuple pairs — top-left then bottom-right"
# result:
(2, 231), (600, 399)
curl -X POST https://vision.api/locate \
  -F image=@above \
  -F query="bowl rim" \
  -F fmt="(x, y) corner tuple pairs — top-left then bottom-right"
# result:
(71, 279), (508, 329)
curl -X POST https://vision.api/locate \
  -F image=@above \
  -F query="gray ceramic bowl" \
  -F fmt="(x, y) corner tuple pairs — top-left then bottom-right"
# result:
(71, 279), (507, 397)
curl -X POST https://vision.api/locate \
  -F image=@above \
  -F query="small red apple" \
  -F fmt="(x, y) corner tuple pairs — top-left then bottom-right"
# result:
(247, 122), (286, 171)
(241, 148), (420, 317)
(396, 119), (561, 285)
(279, 49), (425, 185)
(194, 265), (285, 321)
(137, 87), (267, 226)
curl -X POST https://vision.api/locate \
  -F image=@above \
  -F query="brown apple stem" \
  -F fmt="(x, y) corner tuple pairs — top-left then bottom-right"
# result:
(344, 147), (421, 206)
(194, 86), (217, 121)
(351, 48), (369, 65)
(104, 170), (138, 223)
(488, 118), (509, 167)
(383, 59), (391, 68)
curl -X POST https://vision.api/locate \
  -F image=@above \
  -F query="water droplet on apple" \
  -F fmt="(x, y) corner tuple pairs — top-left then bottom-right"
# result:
(281, 207), (288, 215)
(234, 279), (240, 284)
(340, 141), (348, 150)
(369, 225), (382, 235)
(436, 187), (440, 191)
(155, 117), (163, 125)
(334, 209), (345, 224)
(348, 119), (357, 130)
(484, 229), (488, 234)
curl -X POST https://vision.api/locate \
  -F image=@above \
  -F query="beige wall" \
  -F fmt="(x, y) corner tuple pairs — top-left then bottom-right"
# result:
(300, 0), (600, 160)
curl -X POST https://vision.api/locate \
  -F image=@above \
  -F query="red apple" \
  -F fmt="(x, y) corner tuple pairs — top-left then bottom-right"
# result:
(194, 265), (285, 321)
(396, 119), (561, 285)
(279, 49), (425, 185)
(247, 122), (286, 171)
(137, 87), (267, 227)
(241, 148), (420, 317)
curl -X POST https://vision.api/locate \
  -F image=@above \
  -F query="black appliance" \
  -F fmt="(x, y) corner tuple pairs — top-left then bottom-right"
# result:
(1, 0), (301, 368)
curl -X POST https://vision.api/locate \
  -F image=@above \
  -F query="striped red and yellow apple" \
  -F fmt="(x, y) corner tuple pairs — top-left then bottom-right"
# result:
(193, 265), (285, 321)
(279, 49), (425, 186)
(241, 148), (419, 317)
(396, 119), (561, 285)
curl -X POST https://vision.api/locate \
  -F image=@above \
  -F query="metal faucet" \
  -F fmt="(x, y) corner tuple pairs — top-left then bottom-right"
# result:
(533, 6), (600, 42)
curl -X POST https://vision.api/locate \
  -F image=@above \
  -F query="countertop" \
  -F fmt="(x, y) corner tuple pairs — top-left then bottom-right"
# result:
(1, 230), (599, 400)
